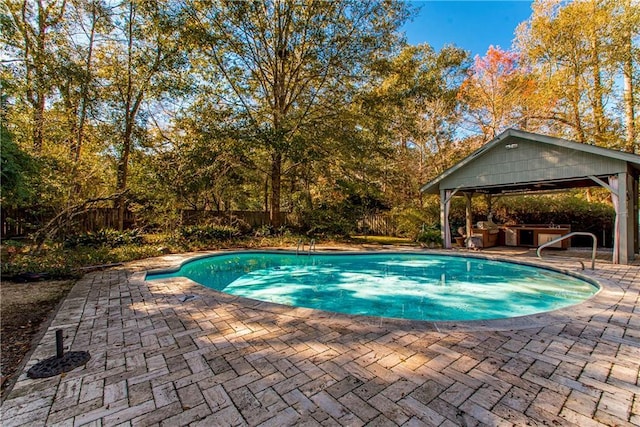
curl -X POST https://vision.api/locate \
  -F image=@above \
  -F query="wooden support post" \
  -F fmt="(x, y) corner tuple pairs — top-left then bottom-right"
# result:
(633, 174), (639, 256)
(440, 189), (451, 248)
(618, 172), (631, 264)
(465, 192), (473, 240)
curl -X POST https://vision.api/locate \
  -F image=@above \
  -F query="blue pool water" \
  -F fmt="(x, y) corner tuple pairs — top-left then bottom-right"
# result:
(146, 252), (599, 322)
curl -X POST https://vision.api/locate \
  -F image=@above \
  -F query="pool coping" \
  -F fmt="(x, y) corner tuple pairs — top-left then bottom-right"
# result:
(140, 248), (623, 333)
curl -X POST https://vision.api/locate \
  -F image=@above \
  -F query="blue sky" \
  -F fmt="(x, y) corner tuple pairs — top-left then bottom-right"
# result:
(402, 1), (534, 57)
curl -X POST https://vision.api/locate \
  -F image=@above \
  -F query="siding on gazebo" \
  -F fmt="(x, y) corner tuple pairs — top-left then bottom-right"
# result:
(439, 137), (627, 190)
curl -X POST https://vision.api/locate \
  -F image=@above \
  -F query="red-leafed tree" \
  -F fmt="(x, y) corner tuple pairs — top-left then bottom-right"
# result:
(458, 46), (539, 141)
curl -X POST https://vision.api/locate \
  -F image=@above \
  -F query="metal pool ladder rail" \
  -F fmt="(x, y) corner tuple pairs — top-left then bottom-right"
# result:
(296, 239), (316, 255)
(536, 232), (597, 270)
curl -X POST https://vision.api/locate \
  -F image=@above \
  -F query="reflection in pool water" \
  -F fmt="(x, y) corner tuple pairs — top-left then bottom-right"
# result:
(146, 252), (599, 322)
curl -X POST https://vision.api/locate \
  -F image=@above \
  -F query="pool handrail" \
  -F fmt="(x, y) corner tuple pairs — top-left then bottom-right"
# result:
(296, 239), (316, 255)
(536, 231), (597, 270)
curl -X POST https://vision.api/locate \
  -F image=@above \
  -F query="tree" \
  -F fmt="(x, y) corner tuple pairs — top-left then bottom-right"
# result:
(515, 0), (633, 148)
(359, 43), (469, 205)
(2, 0), (67, 152)
(139, 99), (252, 214)
(57, 0), (109, 163)
(610, 0), (640, 153)
(1, 120), (39, 207)
(96, 0), (186, 229)
(458, 46), (535, 141)
(184, 0), (411, 226)
(2, 0), (114, 211)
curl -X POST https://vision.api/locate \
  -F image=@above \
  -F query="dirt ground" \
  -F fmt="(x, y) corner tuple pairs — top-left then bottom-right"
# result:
(0, 279), (75, 399)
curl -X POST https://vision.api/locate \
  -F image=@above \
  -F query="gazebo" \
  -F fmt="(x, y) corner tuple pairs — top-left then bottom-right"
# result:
(420, 129), (640, 264)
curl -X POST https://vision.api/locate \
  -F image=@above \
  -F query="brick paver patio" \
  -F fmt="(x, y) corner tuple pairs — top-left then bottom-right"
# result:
(1, 247), (639, 426)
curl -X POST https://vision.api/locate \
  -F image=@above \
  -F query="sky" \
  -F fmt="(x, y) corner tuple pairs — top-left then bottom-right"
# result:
(402, 1), (534, 57)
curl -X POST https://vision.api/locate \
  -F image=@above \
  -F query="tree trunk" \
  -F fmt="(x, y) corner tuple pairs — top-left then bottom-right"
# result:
(116, 1), (136, 231)
(571, 76), (586, 143)
(263, 173), (269, 217)
(116, 122), (132, 231)
(32, 4), (47, 152)
(33, 91), (45, 152)
(270, 151), (282, 227)
(75, 3), (98, 162)
(622, 4), (636, 153)
(589, 0), (605, 142)
(623, 55), (636, 153)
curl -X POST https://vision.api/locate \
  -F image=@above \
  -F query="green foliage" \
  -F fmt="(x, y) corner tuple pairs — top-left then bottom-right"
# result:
(439, 194), (615, 247)
(178, 224), (241, 242)
(303, 208), (356, 237)
(1, 239), (26, 250)
(414, 227), (443, 246)
(253, 225), (292, 238)
(2, 0), (634, 240)
(300, 193), (385, 237)
(492, 196), (615, 246)
(245, 234), (304, 249)
(183, 0), (413, 223)
(63, 229), (143, 249)
(1, 243), (171, 279)
(391, 206), (436, 237)
(0, 239), (27, 264)
(0, 124), (39, 206)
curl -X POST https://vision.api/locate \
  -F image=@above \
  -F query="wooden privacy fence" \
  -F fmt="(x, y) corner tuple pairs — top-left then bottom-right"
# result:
(70, 208), (136, 233)
(1, 207), (136, 238)
(356, 213), (398, 236)
(2, 207), (53, 238)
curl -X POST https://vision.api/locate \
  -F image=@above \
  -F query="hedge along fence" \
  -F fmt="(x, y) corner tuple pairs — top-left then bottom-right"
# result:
(180, 210), (291, 228)
(1, 207), (291, 238)
(491, 196), (615, 248)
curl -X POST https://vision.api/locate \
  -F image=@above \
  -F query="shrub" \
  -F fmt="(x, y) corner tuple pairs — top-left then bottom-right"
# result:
(304, 208), (356, 237)
(253, 225), (292, 237)
(178, 224), (240, 241)
(1, 239), (27, 259)
(415, 227), (443, 246)
(2, 242), (174, 279)
(63, 229), (143, 249)
(391, 207), (437, 237)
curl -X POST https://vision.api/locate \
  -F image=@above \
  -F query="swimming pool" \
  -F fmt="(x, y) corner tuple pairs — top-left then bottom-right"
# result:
(146, 251), (599, 322)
